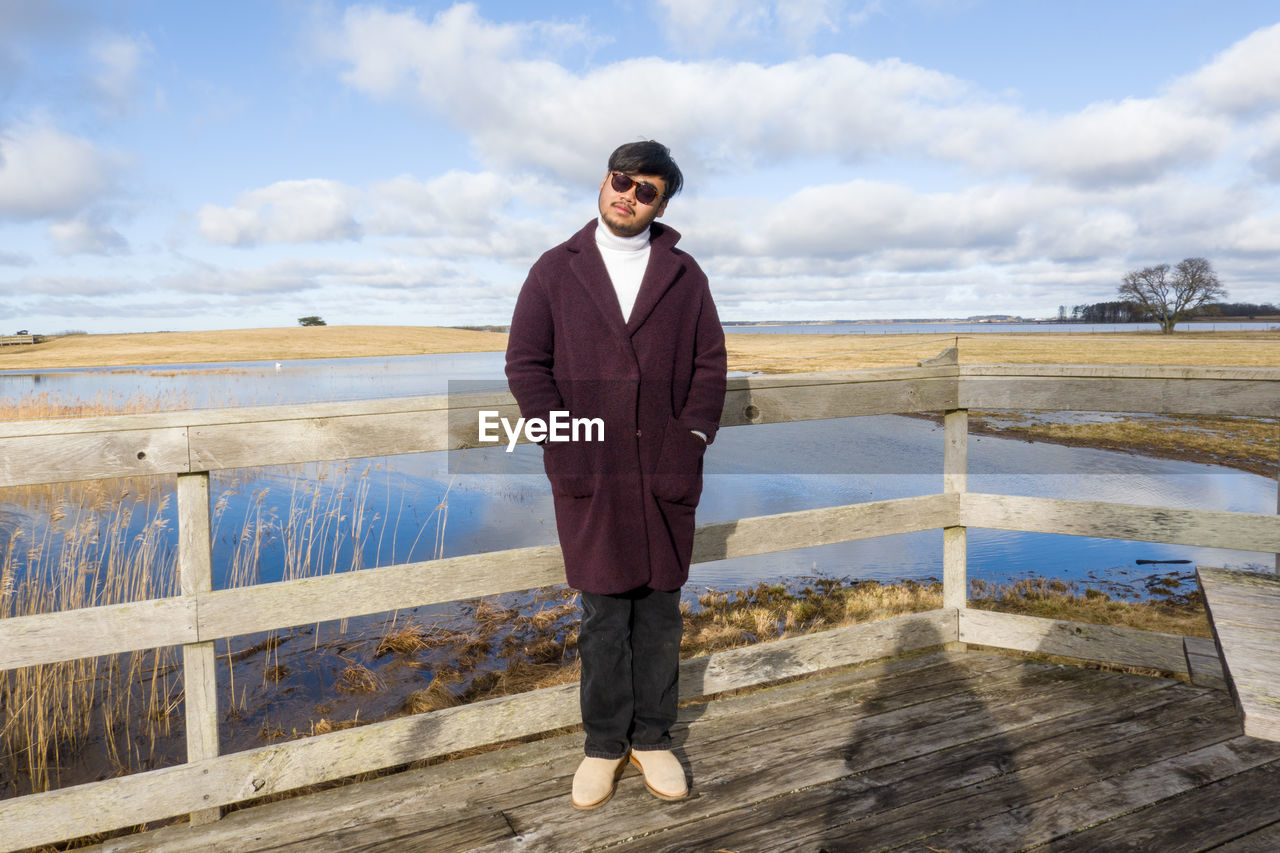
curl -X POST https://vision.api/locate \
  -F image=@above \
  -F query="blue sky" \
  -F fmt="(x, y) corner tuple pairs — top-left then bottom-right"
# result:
(2, 1), (1278, 333)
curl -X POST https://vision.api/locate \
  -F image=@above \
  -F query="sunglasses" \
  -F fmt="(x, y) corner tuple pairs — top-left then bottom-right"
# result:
(609, 172), (664, 206)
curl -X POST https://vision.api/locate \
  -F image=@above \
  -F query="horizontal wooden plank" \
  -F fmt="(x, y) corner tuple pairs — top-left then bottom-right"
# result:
(959, 608), (1191, 674)
(196, 497), (956, 642)
(680, 609), (957, 697)
(0, 598), (197, 671)
(189, 409), (454, 469)
(960, 493), (1280, 554)
(691, 494), (957, 564)
(959, 374), (1280, 416)
(0, 612), (954, 851)
(720, 375), (957, 427)
(960, 363), (1280, 382)
(195, 545), (566, 641)
(0, 427), (191, 487)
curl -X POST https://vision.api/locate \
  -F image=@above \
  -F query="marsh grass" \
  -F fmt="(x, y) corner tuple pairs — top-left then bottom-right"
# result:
(0, 389), (452, 798)
(969, 575), (1211, 637)
(0, 389), (200, 422)
(0, 483), (181, 796)
(966, 411), (1280, 477)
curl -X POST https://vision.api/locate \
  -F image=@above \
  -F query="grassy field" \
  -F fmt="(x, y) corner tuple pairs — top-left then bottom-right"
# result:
(4, 325), (1279, 372)
(726, 328), (1280, 372)
(0, 325), (507, 369)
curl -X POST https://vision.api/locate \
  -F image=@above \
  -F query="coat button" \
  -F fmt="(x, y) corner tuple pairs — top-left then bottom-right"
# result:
(635, 429), (642, 437)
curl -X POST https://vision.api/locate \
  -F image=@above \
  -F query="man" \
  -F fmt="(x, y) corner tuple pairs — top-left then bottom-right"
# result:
(505, 141), (727, 810)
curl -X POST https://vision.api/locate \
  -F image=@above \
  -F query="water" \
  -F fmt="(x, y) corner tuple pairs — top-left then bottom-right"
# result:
(2, 352), (1274, 601)
(0, 352), (509, 409)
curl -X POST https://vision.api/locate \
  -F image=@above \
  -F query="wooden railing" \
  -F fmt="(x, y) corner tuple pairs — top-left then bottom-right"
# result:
(1, 363), (1278, 850)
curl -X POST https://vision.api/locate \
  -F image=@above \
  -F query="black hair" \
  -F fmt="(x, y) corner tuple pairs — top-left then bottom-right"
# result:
(607, 140), (683, 199)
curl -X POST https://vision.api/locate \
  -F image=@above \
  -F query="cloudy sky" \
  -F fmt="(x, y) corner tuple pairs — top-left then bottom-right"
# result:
(2, 1), (1278, 333)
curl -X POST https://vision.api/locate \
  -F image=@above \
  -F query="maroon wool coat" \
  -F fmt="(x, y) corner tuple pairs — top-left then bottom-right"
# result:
(505, 219), (727, 595)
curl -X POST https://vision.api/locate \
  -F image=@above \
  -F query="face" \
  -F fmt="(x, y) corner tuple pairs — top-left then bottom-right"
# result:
(598, 171), (669, 238)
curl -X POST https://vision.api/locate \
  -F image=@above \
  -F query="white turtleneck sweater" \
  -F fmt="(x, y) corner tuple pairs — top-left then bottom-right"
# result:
(594, 218), (707, 444)
(594, 217), (650, 322)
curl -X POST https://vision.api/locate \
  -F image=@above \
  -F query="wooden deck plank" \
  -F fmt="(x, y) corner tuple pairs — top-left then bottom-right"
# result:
(601, 682), (1234, 853)
(1041, 758), (1280, 852)
(488, 665), (1145, 852)
(1198, 567), (1280, 742)
(80, 651), (979, 853)
(73, 652), (1277, 853)
(883, 736), (1280, 853)
(1207, 819), (1280, 852)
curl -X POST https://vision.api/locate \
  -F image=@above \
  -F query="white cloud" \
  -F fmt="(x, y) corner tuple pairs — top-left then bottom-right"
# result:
(1171, 22), (1280, 116)
(321, 4), (1236, 188)
(199, 170), (572, 260)
(0, 119), (118, 219)
(985, 99), (1227, 186)
(198, 179), (361, 245)
(48, 214), (129, 255)
(90, 32), (150, 109)
(655, 0), (861, 52)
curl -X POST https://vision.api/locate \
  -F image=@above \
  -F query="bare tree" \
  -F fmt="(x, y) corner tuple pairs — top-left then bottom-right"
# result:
(1118, 257), (1225, 334)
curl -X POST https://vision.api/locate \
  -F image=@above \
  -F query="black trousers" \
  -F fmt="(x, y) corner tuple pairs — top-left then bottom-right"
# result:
(578, 586), (683, 759)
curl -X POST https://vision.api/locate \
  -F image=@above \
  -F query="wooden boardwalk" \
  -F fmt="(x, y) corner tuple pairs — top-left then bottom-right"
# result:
(83, 649), (1280, 853)
(1199, 567), (1280, 742)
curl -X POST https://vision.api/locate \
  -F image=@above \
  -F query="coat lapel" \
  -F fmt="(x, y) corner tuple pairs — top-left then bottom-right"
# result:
(566, 221), (631, 343)
(626, 223), (685, 335)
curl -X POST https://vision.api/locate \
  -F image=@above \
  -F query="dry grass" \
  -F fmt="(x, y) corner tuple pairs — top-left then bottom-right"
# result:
(970, 576), (1210, 638)
(726, 329), (1280, 373)
(681, 579), (942, 655)
(5, 326), (1278, 375)
(336, 665), (383, 695)
(0, 389), (201, 422)
(0, 325), (506, 370)
(963, 412), (1279, 477)
(0, 483), (181, 795)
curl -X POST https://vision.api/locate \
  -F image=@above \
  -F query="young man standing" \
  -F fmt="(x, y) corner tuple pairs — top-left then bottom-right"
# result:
(505, 141), (727, 809)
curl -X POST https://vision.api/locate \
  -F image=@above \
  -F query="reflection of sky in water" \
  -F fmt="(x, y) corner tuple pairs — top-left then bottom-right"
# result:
(4, 354), (1274, 597)
(0, 352), (511, 409)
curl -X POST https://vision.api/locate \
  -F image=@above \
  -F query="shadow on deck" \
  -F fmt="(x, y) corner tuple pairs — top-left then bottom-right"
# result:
(85, 649), (1280, 853)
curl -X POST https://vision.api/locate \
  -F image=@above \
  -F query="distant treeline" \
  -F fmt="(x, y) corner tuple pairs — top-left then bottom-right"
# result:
(1067, 301), (1280, 323)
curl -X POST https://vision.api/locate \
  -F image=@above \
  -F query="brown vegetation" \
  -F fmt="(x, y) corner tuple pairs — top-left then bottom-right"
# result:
(725, 329), (1280, 373)
(0, 325), (506, 370)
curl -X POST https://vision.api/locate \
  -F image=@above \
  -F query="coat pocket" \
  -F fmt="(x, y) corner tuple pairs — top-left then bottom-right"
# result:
(542, 443), (595, 498)
(650, 419), (707, 506)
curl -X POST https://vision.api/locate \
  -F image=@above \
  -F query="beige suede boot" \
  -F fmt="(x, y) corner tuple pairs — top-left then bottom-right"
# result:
(571, 755), (628, 810)
(629, 749), (689, 801)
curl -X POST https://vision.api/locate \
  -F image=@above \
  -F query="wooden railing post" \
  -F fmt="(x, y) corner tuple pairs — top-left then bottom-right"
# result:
(177, 471), (221, 825)
(943, 408), (968, 649)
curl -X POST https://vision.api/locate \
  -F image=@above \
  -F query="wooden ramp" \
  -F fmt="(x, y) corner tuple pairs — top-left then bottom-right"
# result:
(80, 649), (1280, 853)
(1198, 567), (1280, 742)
